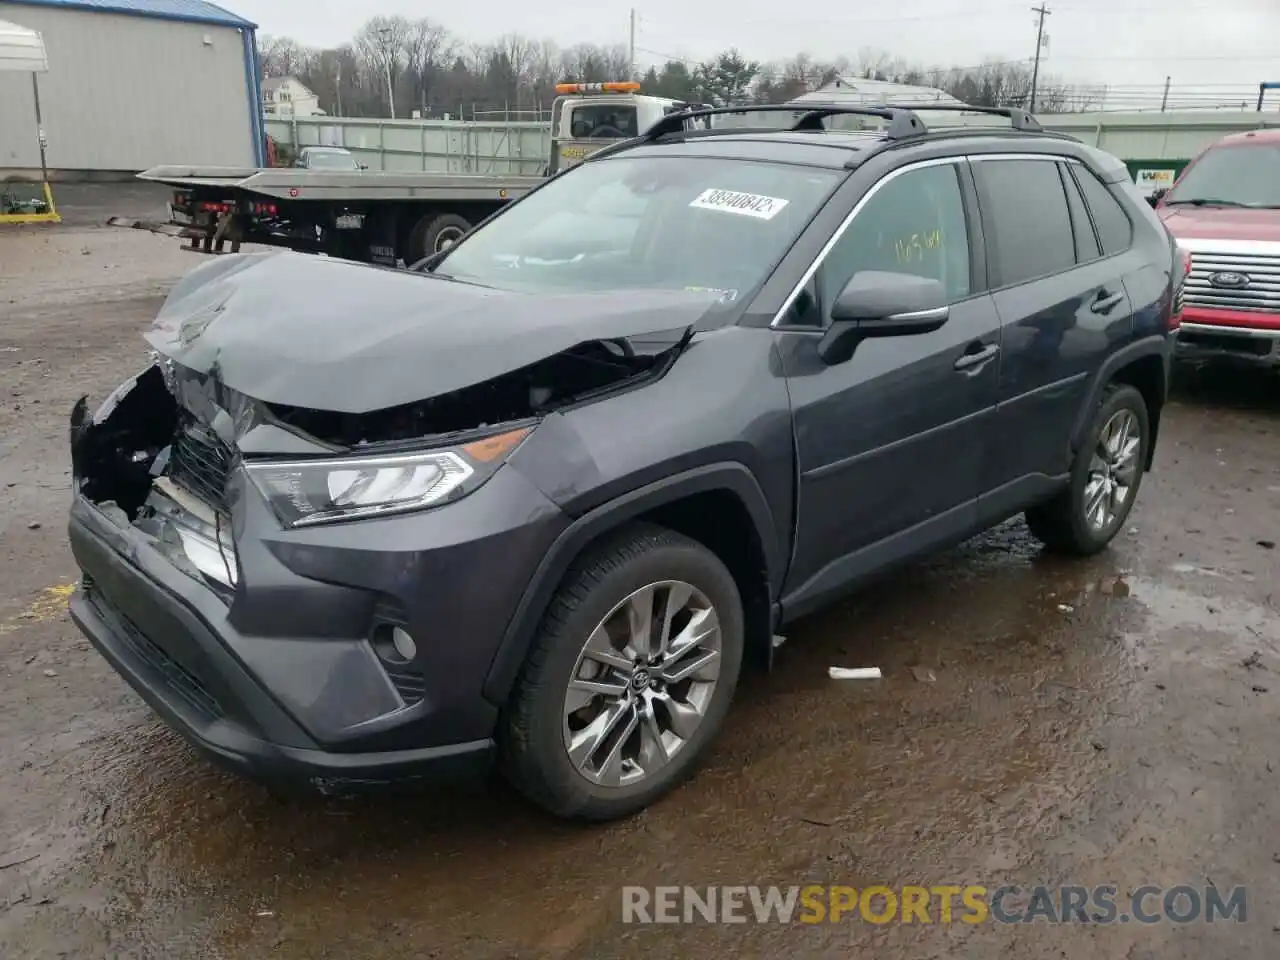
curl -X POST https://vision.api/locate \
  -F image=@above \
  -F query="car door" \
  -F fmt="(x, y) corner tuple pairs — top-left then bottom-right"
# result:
(974, 155), (1133, 506)
(775, 158), (1001, 609)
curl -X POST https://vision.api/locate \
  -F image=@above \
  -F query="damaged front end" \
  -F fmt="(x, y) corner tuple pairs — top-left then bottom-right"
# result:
(70, 364), (240, 595)
(266, 331), (690, 447)
(69, 321), (690, 597)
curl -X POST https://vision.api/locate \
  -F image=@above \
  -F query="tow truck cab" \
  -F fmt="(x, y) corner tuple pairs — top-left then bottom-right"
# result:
(1155, 129), (1280, 367)
(547, 81), (713, 173)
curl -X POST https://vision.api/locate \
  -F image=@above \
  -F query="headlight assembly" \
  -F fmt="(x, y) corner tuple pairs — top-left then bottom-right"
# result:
(245, 426), (530, 527)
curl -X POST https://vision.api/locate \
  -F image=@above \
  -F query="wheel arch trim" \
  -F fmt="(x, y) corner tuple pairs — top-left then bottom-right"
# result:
(1070, 335), (1170, 470)
(482, 463), (780, 705)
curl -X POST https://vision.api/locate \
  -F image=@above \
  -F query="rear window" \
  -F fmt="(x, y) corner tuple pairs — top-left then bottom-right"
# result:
(433, 155), (842, 300)
(567, 104), (640, 139)
(307, 152), (358, 170)
(976, 159), (1076, 286)
(1165, 143), (1280, 208)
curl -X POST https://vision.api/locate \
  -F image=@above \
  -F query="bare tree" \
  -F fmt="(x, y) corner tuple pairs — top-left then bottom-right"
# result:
(258, 35), (307, 78)
(355, 16), (410, 116)
(402, 18), (455, 115)
(259, 22), (1102, 121)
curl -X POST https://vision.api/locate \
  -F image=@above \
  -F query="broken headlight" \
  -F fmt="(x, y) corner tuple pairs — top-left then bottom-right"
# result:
(245, 427), (530, 528)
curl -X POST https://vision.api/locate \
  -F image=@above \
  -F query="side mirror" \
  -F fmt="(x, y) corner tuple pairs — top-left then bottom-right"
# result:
(294, 159), (305, 168)
(818, 272), (950, 365)
(1147, 187), (1168, 208)
(358, 163), (369, 170)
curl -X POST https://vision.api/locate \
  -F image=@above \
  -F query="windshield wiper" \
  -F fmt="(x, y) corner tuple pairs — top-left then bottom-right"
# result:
(1164, 197), (1251, 208)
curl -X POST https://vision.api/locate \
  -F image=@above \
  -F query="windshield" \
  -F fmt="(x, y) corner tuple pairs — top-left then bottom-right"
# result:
(307, 152), (359, 170)
(432, 156), (842, 299)
(1165, 144), (1280, 208)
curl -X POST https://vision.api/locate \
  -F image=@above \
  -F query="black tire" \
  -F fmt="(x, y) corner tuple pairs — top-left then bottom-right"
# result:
(1025, 383), (1150, 555)
(501, 524), (744, 821)
(407, 213), (472, 261)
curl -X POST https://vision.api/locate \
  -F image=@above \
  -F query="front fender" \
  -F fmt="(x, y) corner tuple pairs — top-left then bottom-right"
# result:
(481, 462), (779, 705)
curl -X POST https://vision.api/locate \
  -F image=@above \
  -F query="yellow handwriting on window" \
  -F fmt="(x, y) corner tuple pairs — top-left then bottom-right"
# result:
(894, 229), (943, 265)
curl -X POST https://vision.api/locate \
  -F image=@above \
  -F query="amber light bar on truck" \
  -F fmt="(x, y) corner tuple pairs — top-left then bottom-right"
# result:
(554, 81), (641, 95)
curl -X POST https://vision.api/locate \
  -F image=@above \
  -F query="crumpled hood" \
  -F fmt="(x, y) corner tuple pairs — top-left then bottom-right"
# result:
(148, 251), (719, 414)
(1158, 205), (1280, 243)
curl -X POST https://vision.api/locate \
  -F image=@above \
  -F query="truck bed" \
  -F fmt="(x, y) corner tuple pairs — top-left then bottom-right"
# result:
(137, 166), (543, 203)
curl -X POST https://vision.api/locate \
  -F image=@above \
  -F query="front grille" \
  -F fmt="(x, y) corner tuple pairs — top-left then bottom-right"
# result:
(1184, 248), (1280, 314)
(171, 419), (233, 513)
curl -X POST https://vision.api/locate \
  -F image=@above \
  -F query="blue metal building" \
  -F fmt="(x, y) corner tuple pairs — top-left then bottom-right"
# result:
(0, 0), (262, 175)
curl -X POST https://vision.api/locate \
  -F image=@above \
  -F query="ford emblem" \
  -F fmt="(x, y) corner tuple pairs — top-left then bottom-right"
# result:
(1209, 271), (1250, 289)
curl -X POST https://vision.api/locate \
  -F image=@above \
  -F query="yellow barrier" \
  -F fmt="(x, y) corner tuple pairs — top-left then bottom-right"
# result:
(0, 181), (60, 225)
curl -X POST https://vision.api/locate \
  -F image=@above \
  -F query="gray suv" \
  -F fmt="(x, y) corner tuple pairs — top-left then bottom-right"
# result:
(67, 105), (1180, 820)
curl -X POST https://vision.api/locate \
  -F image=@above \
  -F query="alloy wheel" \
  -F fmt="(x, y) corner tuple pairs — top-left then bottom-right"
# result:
(1084, 408), (1141, 531)
(561, 581), (722, 788)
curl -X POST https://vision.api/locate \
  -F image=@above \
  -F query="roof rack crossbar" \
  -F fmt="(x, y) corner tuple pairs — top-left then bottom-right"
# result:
(878, 103), (1042, 132)
(638, 103), (927, 143)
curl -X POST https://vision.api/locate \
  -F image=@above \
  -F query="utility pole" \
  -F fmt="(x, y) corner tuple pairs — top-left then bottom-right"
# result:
(628, 8), (636, 81)
(1160, 75), (1171, 112)
(377, 26), (396, 119)
(1029, 3), (1050, 112)
(335, 58), (343, 117)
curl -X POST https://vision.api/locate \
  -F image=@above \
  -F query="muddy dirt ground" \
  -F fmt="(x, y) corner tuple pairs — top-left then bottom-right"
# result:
(2, 200), (1279, 959)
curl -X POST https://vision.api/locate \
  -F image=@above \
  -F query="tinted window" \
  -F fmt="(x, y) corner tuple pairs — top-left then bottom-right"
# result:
(977, 159), (1076, 286)
(817, 163), (971, 315)
(1074, 168), (1133, 255)
(1060, 164), (1101, 263)
(567, 104), (639, 139)
(435, 156), (841, 298)
(1164, 143), (1280, 208)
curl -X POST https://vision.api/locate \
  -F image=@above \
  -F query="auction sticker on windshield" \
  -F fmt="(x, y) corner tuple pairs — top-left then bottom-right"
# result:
(689, 188), (790, 220)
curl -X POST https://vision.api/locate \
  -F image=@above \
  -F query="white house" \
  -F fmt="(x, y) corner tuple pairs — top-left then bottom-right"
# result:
(262, 75), (323, 117)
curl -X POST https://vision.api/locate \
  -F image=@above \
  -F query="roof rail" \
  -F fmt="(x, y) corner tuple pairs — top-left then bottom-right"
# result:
(639, 103), (926, 143)
(878, 103), (1042, 132)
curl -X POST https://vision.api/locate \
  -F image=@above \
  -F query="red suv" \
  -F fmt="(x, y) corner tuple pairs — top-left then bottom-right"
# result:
(1155, 130), (1280, 367)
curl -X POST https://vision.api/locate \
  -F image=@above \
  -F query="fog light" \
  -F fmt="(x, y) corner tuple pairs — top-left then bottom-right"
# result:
(391, 626), (417, 662)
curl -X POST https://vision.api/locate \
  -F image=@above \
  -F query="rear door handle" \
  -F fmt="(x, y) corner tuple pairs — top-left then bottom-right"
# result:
(1090, 289), (1126, 314)
(954, 343), (1000, 371)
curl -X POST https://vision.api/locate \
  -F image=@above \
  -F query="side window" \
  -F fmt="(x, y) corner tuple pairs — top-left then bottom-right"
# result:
(1060, 163), (1101, 263)
(1074, 168), (1134, 256)
(816, 163), (971, 317)
(976, 158), (1076, 287)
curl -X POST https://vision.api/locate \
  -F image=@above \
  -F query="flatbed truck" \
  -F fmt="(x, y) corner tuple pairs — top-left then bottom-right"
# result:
(138, 82), (711, 266)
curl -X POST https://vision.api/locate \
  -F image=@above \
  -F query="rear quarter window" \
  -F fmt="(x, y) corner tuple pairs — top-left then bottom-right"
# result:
(1074, 167), (1134, 256)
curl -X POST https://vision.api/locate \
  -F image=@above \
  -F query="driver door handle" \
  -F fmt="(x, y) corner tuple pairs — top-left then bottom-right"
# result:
(954, 342), (1000, 371)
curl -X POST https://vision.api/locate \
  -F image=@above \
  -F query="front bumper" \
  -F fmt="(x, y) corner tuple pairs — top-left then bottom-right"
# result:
(67, 457), (568, 790)
(1175, 319), (1280, 368)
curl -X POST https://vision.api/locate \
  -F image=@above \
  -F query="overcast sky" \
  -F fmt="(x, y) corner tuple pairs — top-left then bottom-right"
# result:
(234, 0), (1280, 106)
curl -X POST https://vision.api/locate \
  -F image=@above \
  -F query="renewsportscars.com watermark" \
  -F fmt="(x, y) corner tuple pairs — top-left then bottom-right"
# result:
(621, 884), (1247, 925)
